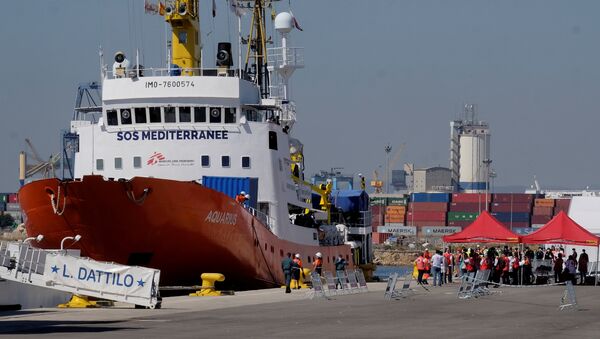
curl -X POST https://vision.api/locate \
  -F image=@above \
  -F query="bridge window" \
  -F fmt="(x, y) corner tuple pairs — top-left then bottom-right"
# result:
(107, 110), (118, 126)
(133, 156), (142, 169)
(96, 159), (104, 171)
(221, 156), (230, 168)
(164, 107), (176, 123)
(194, 107), (206, 122)
(209, 107), (222, 123)
(242, 156), (250, 169)
(114, 157), (123, 170)
(225, 108), (236, 123)
(149, 107), (161, 123)
(135, 108), (147, 124)
(201, 155), (210, 167)
(268, 131), (277, 150)
(179, 107), (191, 123)
(120, 109), (132, 125)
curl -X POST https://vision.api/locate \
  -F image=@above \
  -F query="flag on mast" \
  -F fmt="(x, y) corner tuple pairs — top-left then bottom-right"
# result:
(291, 12), (303, 31)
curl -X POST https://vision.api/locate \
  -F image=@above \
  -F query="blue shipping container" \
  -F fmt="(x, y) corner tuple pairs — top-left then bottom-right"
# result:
(330, 190), (369, 213)
(410, 193), (450, 203)
(491, 212), (530, 222)
(202, 176), (258, 209)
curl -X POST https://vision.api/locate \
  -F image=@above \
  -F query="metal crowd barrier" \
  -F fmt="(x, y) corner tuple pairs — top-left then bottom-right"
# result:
(307, 269), (369, 299)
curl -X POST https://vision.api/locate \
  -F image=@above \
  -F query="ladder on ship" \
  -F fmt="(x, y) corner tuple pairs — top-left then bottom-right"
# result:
(0, 241), (161, 308)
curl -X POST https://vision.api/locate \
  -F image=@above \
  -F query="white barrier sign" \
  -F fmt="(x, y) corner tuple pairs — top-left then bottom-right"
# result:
(44, 254), (159, 299)
(421, 226), (461, 236)
(377, 226), (417, 236)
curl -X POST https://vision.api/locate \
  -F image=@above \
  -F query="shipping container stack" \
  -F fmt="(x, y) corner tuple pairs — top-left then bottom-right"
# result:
(447, 193), (490, 227)
(531, 198), (554, 227)
(490, 193), (535, 229)
(406, 193), (449, 234)
(0, 193), (22, 226)
(553, 199), (571, 216)
(369, 197), (386, 234)
(370, 195), (409, 244)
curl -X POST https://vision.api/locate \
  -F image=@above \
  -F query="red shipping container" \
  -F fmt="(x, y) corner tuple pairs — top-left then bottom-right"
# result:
(372, 232), (392, 244)
(407, 202), (448, 212)
(451, 193), (491, 203)
(499, 221), (530, 228)
(406, 211), (446, 221)
(555, 199), (571, 209)
(531, 215), (552, 224)
(492, 193), (535, 203)
(371, 205), (384, 215)
(490, 203), (531, 213)
(554, 207), (569, 216)
(449, 202), (489, 212)
(409, 221), (447, 227)
(533, 206), (554, 216)
(448, 220), (472, 227)
(8, 194), (18, 203)
(371, 216), (383, 227)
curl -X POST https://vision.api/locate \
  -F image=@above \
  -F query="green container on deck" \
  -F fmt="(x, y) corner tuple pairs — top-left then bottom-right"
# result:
(387, 197), (408, 206)
(447, 211), (479, 221)
(0, 194), (7, 203)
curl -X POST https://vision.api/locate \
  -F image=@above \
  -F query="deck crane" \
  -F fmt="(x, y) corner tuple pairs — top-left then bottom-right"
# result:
(19, 139), (60, 186)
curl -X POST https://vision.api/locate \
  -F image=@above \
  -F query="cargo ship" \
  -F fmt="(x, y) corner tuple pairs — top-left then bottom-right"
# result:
(18, 1), (372, 289)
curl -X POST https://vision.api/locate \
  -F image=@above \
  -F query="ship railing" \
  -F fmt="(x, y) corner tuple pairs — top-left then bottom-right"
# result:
(246, 206), (275, 232)
(104, 67), (250, 80)
(267, 47), (305, 69)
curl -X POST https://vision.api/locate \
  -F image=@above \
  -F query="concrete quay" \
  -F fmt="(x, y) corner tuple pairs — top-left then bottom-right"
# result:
(1, 282), (600, 338)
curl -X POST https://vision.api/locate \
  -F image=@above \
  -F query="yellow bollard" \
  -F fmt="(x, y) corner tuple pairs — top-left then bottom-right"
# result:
(189, 273), (225, 296)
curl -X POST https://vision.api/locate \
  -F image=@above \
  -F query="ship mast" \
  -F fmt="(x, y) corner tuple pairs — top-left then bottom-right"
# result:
(164, 0), (201, 75)
(244, 0), (272, 98)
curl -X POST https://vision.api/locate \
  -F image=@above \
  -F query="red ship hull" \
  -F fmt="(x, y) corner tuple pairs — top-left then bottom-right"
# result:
(18, 175), (352, 289)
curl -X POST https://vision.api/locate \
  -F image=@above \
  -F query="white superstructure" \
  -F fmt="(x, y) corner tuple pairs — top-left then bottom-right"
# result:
(69, 14), (321, 245)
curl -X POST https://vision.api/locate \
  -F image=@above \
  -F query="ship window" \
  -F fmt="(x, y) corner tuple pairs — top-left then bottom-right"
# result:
(164, 107), (176, 123)
(268, 131), (278, 150)
(114, 157), (123, 170)
(135, 108), (147, 124)
(194, 107), (206, 122)
(221, 156), (230, 168)
(270, 245), (274, 253)
(96, 159), (104, 171)
(209, 107), (222, 123)
(133, 156), (142, 169)
(201, 155), (210, 167)
(149, 107), (161, 123)
(107, 110), (118, 126)
(179, 107), (191, 122)
(242, 156), (250, 169)
(120, 109), (132, 125)
(225, 108), (236, 123)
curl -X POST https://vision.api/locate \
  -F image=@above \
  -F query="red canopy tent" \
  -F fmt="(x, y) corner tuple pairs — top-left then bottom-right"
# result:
(443, 211), (521, 243)
(521, 211), (600, 246)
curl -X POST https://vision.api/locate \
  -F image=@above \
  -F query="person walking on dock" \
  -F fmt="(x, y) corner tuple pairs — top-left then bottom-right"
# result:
(335, 254), (347, 289)
(431, 250), (444, 287)
(281, 253), (293, 293)
(553, 253), (563, 283)
(578, 249), (589, 285)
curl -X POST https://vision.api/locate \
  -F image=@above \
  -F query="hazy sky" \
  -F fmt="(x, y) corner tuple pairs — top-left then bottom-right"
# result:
(1, 0), (599, 192)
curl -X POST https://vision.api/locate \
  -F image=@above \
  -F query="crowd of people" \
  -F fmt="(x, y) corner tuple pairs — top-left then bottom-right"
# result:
(414, 245), (592, 286)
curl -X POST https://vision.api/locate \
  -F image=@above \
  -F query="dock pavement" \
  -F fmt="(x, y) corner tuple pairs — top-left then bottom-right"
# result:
(1, 282), (600, 338)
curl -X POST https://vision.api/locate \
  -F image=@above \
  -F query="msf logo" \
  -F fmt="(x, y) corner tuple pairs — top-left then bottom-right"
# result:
(147, 152), (166, 166)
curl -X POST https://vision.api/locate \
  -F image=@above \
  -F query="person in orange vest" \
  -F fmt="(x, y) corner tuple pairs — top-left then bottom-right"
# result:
(235, 191), (246, 204)
(415, 252), (426, 284)
(511, 251), (521, 285)
(313, 252), (323, 275)
(292, 253), (303, 289)
(502, 253), (510, 285)
(422, 254), (430, 284)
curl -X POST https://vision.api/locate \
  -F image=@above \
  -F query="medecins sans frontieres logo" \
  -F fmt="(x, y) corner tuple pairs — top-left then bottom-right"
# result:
(147, 152), (165, 165)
